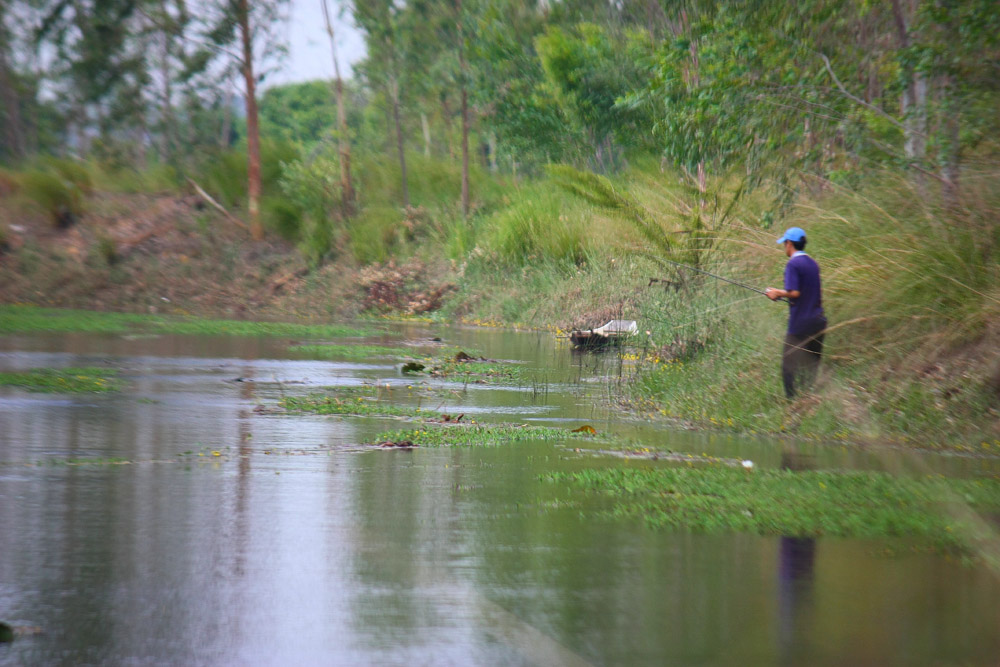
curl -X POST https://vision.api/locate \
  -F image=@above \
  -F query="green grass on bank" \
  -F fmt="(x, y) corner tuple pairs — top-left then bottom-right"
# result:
(0, 367), (125, 393)
(618, 167), (1000, 448)
(2, 147), (996, 449)
(544, 466), (1000, 552)
(0, 305), (371, 338)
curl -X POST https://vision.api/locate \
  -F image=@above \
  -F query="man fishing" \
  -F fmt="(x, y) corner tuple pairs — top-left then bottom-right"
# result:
(765, 227), (826, 399)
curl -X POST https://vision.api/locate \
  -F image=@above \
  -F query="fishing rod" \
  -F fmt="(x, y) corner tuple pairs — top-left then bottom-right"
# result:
(649, 257), (788, 302)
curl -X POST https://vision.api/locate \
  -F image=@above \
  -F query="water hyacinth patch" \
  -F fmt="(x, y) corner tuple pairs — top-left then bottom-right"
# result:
(0, 367), (126, 393)
(543, 467), (1000, 550)
(279, 393), (438, 418)
(371, 422), (599, 447)
(403, 350), (527, 385)
(0, 305), (372, 338)
(288, 343), (403, 360)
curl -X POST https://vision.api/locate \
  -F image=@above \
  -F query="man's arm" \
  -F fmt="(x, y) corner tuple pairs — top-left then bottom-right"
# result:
(766, 288), (800, 300)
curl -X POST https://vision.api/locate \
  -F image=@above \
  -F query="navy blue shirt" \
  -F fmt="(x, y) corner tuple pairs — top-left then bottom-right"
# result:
(784, 252), (826, 336)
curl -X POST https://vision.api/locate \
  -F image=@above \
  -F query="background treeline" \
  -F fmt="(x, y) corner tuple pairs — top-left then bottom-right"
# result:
(3, 1), (996, 257)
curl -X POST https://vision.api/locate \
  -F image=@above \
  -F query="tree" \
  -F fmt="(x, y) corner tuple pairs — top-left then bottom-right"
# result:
(321, 0), (355, 215)
(0, 5), (25, 160)
(354, 0), (411, 208)
(535, 22), (650, 173)
(455, 0), (470, 217)
(184, 0), (289, 239)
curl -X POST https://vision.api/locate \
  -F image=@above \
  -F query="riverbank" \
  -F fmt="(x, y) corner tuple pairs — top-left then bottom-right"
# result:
(1, 164), (997, 449)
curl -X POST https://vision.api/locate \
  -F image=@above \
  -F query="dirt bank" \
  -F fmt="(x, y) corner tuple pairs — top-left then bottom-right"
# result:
(0, 191), (460, 323)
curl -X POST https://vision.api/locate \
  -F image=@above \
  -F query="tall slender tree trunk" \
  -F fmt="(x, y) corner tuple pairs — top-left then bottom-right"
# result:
(420, 111), (431, 157)
(457, 0), (469, 218)
(890, 0), (927, 164)
(942, 75), (961, 207)
(321, 0), (354, 215)
(687, 36), (707, 199)
(383, 91), (393, 155)
(390, 70), (410, 208)
(238, 0), (263, 240)
(159, 18), (175, 165)
(441, 95), (454, 159)
(0, 40), (24, 160)
(220, 87), (233, 148)
(382, 31), (409, 209)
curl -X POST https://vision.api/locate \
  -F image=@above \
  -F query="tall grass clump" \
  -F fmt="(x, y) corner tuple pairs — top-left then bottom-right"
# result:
(781, 170), (1000, 439)
(19, 169), (85, 228)
(806, 170), (1000, 351)
(482, 181), (592, 267)
(93, 162), (181, 194)
(36, 156), (94, 195)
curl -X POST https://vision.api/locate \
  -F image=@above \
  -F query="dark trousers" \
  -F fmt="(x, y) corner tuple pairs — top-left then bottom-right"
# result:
(782, 332), (824, 399)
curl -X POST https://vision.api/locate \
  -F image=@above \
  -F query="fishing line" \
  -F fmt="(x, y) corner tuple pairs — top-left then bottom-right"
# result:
(651, 257), (788, 302)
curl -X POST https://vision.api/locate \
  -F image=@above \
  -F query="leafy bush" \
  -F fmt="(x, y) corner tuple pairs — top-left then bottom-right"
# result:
(20, 169), (84, 228)
(95, 162), (181, 194)
(262, 196), (304, 241)
(198, 139), (301, 208)
(38, 156), (94, 195)
(93, 235), (118, 265)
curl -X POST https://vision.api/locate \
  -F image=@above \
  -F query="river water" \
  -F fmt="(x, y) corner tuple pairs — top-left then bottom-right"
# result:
(1, 323), (998, 665)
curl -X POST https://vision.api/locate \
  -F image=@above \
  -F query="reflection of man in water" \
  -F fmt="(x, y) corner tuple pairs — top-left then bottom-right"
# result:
(777, 452), (816, 664)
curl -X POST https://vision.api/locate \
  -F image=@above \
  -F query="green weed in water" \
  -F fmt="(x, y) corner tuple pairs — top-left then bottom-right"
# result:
(288, 343), (402, 360)
(0, 367), (125, 393)
(0, 305), (371, 338)
(543, 467), (1000, 550)
(279, 392), (438, 418)
(403, 351), (526, 385)
(373, 422), (598, 447)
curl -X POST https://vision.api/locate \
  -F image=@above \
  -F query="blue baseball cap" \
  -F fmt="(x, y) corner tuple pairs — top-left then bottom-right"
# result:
(777, 227), (806, 244)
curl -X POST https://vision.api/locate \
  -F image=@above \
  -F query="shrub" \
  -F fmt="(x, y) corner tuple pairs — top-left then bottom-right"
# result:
(349, 206), (406, 264)
(38, 156), (94, 195)
(20, 169), (84, 228)
(197, 139), (302, 209)
(262, 196), (304, 241)
(93, 235), (118, 265)
(95, 162), (181, 194)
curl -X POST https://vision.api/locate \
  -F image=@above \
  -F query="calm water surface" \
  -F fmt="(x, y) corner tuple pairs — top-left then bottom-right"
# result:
(1, 323), (998, 666)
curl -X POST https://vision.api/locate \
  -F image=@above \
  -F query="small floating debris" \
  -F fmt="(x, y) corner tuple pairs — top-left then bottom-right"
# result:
(379, 440), (417, 449)
(401, 361), (426, 374)
(569, 320), (638, 349)
(0, 622), (43, 642)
